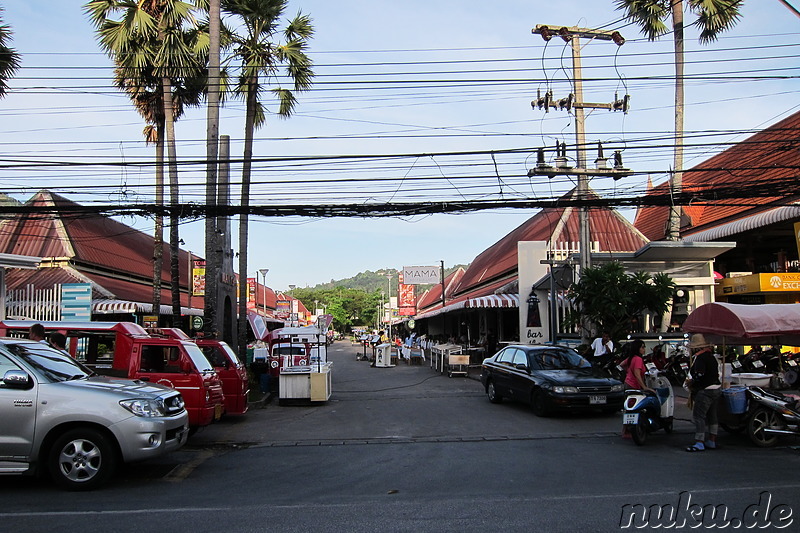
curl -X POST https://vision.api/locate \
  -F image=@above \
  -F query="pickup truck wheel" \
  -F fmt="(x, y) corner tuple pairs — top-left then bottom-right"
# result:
(49, 428), (117, 491)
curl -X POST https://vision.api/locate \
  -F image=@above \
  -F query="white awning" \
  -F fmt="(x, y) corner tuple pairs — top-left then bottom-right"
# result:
(685, 206), (800, 242)
(93, 299), (203, 316)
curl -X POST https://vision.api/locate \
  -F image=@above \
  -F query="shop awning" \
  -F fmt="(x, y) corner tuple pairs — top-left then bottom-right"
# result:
(464, 294), (519, 308)
(93, 299), (203, 316)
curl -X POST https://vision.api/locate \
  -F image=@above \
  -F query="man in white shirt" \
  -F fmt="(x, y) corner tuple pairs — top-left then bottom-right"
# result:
(591, 332), (614, 358)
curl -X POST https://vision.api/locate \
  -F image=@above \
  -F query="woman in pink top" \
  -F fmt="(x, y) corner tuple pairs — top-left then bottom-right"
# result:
(622, 339), (654, 392)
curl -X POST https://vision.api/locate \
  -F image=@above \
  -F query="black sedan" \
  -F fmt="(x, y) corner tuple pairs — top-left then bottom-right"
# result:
(480, 344), (625, 416)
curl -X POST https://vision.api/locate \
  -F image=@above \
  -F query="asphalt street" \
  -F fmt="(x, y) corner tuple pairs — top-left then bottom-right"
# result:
(2, 341), (800, 532)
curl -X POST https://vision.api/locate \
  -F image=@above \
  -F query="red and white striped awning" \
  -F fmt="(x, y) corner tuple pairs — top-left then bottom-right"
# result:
(464, 294), (519, 308)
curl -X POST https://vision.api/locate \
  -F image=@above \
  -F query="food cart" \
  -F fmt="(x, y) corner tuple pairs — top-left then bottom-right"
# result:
(682, 302), (800, 435)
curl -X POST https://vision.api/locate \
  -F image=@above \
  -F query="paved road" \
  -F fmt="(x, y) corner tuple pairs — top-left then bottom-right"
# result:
(2, 341), (799, 532)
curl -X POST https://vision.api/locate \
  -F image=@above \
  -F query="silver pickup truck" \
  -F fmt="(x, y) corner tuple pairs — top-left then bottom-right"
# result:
(0, 338), (189, 490)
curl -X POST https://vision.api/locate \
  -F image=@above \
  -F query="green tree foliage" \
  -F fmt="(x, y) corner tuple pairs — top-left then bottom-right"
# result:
(290, 286), (382, 332)
(565, 262), (675, 342)
(0, 6), (21, 99)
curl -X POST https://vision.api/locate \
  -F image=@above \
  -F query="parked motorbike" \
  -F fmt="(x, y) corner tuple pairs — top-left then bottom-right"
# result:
(746, 386), (800, 447)
(622, 371), (675, 445)
(663, 343), (690, 385)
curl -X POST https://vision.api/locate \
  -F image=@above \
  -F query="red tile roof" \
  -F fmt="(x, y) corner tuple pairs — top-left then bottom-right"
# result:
(453, 188), (647, 296)
(0, 189), (196, 293)
(635, 110), (800, 240)
(416, 268), (465, 312)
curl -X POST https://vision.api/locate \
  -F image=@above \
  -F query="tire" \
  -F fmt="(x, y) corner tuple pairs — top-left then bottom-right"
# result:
(631, 415), (647, 445)
(531, 389), (550, 417)
(48, 428), (117, 491)
(783, 368), (799, 387)
(486, 380), (502, 404)
(748, 407), (783, 448)
(663, 417), (673, 434)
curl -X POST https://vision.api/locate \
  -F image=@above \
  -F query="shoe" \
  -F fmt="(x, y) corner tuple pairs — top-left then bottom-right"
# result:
(704, 441), (720, 450)
(685, 443), (705, 452)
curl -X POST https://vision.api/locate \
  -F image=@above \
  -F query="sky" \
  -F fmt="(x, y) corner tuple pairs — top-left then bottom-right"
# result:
(1, 1), (799, 292)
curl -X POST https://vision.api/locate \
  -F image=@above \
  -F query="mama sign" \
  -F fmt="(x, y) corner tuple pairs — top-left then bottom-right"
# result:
(402, 266), (440, 285)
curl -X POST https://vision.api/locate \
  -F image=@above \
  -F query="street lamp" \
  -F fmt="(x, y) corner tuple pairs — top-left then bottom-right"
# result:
(386, 272), (393, 340)
(258, 269), (269, 316)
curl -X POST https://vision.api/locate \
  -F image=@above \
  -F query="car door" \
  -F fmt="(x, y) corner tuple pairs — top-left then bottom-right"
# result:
(508, 348), (533, 399)
(490, 347), (517, 398)
(0, 353), (37, 460)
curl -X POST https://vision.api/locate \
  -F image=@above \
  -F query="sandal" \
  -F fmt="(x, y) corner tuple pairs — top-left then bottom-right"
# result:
(685, 444), (705, 452)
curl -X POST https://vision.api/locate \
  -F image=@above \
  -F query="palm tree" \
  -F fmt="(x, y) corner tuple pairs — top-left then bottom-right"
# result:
(614, 0), (743, 240)
(222, 0), (314, 356)
(85, 0), (209, 325)
(114, 65), (204, 319)
(0, 6), (21, 99)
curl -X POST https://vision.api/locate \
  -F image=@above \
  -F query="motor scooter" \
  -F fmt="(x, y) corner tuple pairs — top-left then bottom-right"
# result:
(745, 386), (800, 447)
(622, 370), (675, 445)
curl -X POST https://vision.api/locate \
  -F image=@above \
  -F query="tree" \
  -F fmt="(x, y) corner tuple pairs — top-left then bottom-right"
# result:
(222, 0), (314, 357)
(0, 6), (21, 99)
(565, 262), (675, 342)
(85, 0), (209, 324)
(114, 64), (205, 319)
(614, 0), (743, 240)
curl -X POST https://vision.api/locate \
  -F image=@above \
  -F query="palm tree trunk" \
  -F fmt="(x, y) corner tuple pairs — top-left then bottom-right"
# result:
(666, 0), (685, 241)
(237, 77), (258, 359)
(152, 121), (165, 319)
(204, 0), (221, 337)
(163, 76), (182, 326)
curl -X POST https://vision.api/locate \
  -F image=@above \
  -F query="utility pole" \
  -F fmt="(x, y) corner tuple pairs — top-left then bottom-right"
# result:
(529, 25), (631, 341)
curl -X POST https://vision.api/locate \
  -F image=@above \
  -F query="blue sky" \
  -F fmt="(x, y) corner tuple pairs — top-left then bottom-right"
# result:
(1, 1), (799, 291)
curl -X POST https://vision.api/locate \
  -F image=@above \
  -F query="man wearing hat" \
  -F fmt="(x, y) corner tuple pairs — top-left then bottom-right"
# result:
(685, 333), (722, 452)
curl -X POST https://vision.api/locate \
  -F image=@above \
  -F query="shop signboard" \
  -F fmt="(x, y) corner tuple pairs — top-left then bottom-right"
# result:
(401, 265), (439, 285)
(517, 242), (549, 344)
(192, 260), (206, 296)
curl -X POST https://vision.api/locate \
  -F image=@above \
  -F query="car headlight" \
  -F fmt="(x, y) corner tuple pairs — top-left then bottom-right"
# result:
(611, 383), (625, 392)
(120, 398), (166, 417)
(553, 386), (579, 393)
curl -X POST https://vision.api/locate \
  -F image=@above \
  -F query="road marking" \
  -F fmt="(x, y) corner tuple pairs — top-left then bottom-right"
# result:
(163, 449), (215, 482)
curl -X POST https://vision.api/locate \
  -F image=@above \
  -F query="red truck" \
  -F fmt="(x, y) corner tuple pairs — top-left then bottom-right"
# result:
(148, 328), (249, 416)
(0, 320), (225, 430)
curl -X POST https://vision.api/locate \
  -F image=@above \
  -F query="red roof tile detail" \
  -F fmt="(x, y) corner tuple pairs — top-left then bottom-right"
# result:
(455, 188), (647, 296)
(634, 110), (800, 240)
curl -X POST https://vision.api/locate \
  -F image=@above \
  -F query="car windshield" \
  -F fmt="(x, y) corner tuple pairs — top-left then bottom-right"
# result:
(534, 348), (592, 370)
(182, 342), (215, 372)
(218, 342), (242, 366)
(2, 341), (92, 383)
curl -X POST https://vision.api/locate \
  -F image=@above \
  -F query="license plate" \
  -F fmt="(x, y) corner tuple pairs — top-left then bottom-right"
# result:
(680, 362), (689, 370)
(753, 360), (765, 368)
(645, 362), (656, 371)
(623, 412), (639, 424)
(789, 360), (797, 367)
(733, 360), (742, 368)
(214, 404), (223, 420)
(589, 395), (607, 405)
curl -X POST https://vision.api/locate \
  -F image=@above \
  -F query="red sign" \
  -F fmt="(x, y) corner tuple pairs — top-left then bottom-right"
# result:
(398, 283), (415, 313)
(247, 278), (256, 308)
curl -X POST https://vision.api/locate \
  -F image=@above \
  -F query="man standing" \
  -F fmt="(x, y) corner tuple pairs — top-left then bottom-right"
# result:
(591, 331), (614, 358)
(28, 323), (47, 344)
(685, 333), (722, 452)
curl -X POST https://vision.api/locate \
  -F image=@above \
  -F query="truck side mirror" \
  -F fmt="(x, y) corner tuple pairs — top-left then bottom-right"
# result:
(3, 370), (33, 389)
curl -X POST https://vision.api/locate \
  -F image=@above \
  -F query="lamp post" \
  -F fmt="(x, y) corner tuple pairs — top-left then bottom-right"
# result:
(258, 269), (269, 317)
(386, 272), (393, 340)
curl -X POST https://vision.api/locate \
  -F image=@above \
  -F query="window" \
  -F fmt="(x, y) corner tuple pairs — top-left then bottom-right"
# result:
(511, 349), (528, 368)
(496, 348), (515, 365)
(139, 345), (182, 373)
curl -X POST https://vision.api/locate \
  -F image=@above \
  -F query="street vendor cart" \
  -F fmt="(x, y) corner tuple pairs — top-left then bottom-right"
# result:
(682, 302), (800, 446)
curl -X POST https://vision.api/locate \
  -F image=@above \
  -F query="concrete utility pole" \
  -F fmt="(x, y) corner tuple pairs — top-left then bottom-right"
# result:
(529, 25), (631, 341)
